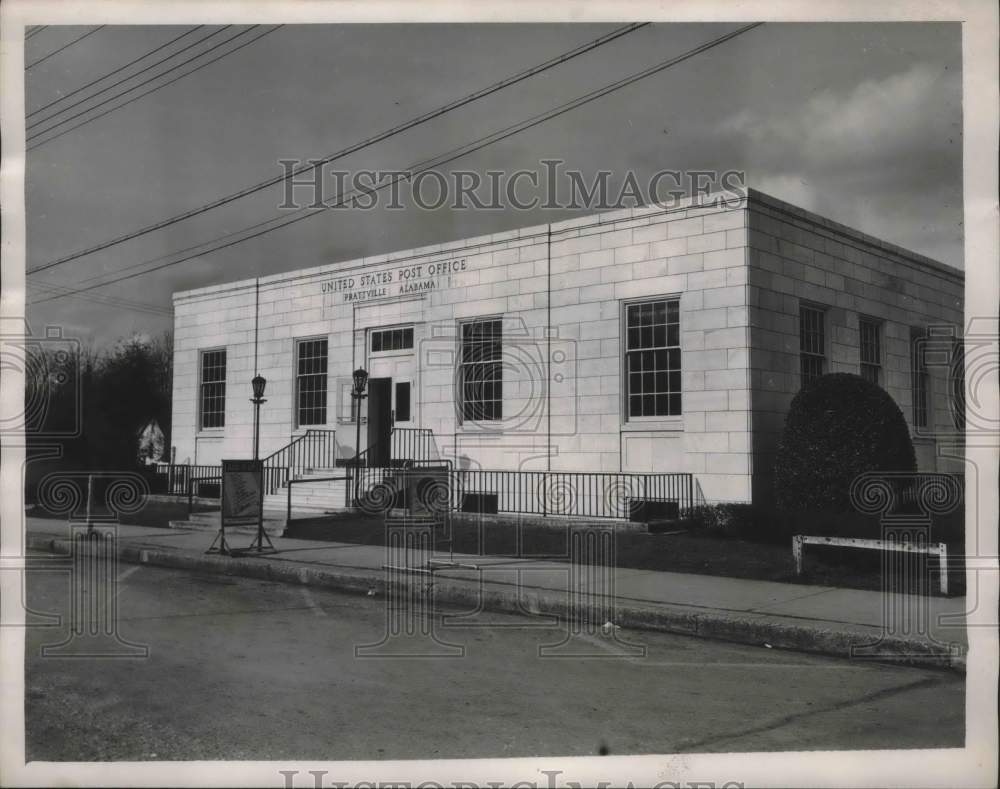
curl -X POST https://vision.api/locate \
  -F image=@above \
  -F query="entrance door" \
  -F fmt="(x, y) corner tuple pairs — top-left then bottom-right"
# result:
(366, 377), (393, 466)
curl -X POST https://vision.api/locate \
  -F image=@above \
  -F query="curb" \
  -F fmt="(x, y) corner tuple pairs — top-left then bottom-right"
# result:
(165, 519), (287, 537)
(26, 532), (966, 673)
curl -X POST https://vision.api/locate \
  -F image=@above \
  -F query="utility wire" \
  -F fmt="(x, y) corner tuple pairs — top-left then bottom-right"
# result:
(28, 26), (204, 119)
(26, 26), (282, 152)
(43, 212), (294, 296)
(29, 22), (763, 307)
(28, 22), (649, 303)
(28, 280), (173, 316)
(28, 23), (650, 305)
(28, 26), (249, 138)
(26, 26), (105, 70)
(28, 25), (224, 129)
(25, 26), (48, 41)
(27, 22), (648, 276)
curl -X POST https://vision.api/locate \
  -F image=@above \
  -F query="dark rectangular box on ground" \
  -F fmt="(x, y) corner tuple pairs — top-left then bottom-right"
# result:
(461, 492), (499, 514)
(629, 498), (680, 523)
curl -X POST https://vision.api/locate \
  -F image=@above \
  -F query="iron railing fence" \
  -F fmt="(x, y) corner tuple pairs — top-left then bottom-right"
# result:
(156, 463), (224, 496)
(156, 463), (288, 497)
(187, 475), (221, 516)
(449, 469), (694, 520)
(350, 464), (396, 509)
(351, 466), (694, 521)
(157, 429), (338, 498)
(155, 463), (288, 497)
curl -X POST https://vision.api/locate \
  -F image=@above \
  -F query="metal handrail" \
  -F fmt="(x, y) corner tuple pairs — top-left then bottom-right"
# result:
(157, 429), (339, 499)
(262, 428), (338, 494)
(352, 426), (439, 471)
(392, 427), (438, 464)
(349, 427), (439, 508)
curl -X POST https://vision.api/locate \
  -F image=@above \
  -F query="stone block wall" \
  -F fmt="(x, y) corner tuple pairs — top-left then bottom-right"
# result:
(171, 188), (964, 507)
(172, 192), (755, 503)
(746, 189), (965, 505)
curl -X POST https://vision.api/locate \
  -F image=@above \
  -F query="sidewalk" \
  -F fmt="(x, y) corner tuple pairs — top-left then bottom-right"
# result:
(22, 516), (968, 671)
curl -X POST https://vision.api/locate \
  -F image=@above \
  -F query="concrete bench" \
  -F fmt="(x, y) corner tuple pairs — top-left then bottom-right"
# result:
(792, 534), (950, 595)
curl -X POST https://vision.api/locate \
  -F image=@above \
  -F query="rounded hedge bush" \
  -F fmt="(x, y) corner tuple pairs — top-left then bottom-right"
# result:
(774, 373), (916, 513)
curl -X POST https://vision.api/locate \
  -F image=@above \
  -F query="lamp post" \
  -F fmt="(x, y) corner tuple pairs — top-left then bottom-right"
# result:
(250, 374), (267, 461)
(247, 374), (273, 553)
(351, 367), (368, 507)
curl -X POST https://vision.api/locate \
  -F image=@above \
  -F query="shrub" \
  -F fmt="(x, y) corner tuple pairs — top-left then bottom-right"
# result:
(774, 373), (916, 514)
(684, 503), (755, 539)
(685, 502), (961, 547)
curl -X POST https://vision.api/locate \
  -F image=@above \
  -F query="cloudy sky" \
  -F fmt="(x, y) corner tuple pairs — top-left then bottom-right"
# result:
(24, 21), (963, 346)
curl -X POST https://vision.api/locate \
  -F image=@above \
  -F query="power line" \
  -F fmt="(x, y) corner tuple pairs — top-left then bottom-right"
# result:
(28, 23), (652, 305)
(26, 22), (648, 276)
(26, 25), (282, 152)
(25, 26), (48, 41)
(28, 26), (251, 138)
(26, 26), (105, 70)
(28, 25), (225, 129)
(28, 280), (172, 316)
(28, 26), (204, 119)
(32, 23), (762, 303)
(29, 22), (763, 307)
(43, 212), (294, 296)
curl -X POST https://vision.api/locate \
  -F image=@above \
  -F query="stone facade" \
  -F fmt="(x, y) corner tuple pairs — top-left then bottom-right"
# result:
(171, 189), (964, 505)
(745, 191), (965, 504)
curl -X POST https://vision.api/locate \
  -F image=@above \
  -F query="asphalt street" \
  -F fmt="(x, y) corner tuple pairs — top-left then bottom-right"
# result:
(23, 552), (964, 761)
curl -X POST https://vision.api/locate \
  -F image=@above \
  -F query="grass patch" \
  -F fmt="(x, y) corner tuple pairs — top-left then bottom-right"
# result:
(287, 514), (964, 596)
(29, 498), (216, 529)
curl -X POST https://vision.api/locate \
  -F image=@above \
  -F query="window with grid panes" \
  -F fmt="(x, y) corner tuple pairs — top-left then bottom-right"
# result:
(199, 349), (226, 429)
(295, 338), (328, 426)
(371, 327), (413, 352)
(799, 305), (826, 386)
(951, 340), (965, 430)
(859, 318), (882, 385)
(911, 328), (928, 428)
(460, 319), (502, 421)
(624, 299), (681, 418)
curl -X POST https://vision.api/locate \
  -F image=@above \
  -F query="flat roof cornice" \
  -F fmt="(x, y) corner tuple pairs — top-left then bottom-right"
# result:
(172, 187), (963, 302)
(747, 188), (964, 283)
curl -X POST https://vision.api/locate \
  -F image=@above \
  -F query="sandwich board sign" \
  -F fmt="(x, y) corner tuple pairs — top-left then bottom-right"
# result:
(221, 459), (263, 527)
(209, 459), (264, 555)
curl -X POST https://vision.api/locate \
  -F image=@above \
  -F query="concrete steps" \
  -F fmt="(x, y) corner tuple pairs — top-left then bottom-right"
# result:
(262, 470), (350, 515)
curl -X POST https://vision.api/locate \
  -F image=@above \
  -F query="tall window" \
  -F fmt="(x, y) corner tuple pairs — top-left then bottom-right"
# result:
(296, 338), (328, 427)
(625, 299), (681, 418)
(859, 318), (882, 385)
(199, 349), (226, 429)
(910, 328), (928, 428)
(460, 319), (502, 421)
(951, 340), (965, 430)
(799, 305), (826, 386)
